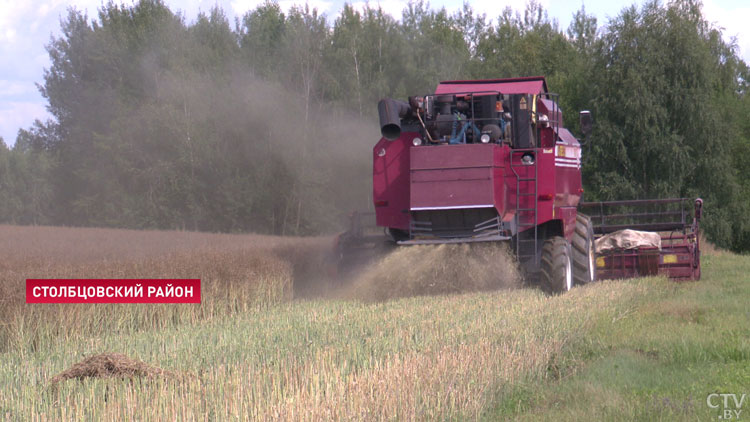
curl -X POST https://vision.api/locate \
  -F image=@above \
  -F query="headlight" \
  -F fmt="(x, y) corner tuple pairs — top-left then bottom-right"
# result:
(480, 133), (491, 143)
(412, 137), (423, 146)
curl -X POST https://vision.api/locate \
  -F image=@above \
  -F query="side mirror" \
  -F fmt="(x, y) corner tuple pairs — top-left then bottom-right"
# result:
(579, 110), (593, 137)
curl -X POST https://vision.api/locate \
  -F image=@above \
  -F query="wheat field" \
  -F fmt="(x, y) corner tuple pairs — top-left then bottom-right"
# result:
(0, 225), (746, 420)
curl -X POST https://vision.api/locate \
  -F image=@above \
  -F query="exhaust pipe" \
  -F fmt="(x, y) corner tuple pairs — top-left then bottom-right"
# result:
(378, 99), (412, 140)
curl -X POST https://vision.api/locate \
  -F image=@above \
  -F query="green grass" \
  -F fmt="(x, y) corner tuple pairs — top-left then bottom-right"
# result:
(484, 251), (750, 421)
(1, 236), (748, 420)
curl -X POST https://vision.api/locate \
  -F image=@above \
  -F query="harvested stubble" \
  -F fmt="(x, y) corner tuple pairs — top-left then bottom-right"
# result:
(49, 353), (171, 385)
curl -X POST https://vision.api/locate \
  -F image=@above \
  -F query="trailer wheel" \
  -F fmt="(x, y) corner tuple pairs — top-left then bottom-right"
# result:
(571, 213), (596, 285)
(540, 237), (573, 293)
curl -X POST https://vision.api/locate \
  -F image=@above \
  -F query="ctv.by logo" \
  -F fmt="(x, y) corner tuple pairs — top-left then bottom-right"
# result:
(707, 393), (747, 420)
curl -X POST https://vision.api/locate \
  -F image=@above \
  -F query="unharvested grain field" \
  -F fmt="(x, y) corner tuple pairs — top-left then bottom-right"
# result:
(0, 225), (748, 420)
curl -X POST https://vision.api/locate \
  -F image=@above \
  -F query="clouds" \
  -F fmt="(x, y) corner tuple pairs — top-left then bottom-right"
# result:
(0, 1), (29, 43)
(345, 0), (551, 24)
(0, 101), (50, 143)
(0, 81), (37, 97)
(0, 0), (117, 144)
(462, 0), (550, 23)
(0, 0), (62, 143)
(702, 0), (750, 62)
(230, 0), (264, 15)
(348, 0), (407, 19)
(230, 0), (334, 16)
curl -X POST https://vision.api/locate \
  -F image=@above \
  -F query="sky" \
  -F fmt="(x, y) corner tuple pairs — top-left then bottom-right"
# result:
(1, 0), (749, 145)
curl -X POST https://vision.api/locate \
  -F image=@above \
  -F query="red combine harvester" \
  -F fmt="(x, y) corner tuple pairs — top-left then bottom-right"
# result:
(336, 76), (701, 291)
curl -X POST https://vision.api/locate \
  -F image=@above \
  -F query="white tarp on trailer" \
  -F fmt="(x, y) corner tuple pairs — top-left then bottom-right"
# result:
(595, 229), (662, 254)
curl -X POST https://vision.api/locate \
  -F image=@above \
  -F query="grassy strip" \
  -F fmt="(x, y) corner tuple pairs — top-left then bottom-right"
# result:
(483, 251), (750, 421)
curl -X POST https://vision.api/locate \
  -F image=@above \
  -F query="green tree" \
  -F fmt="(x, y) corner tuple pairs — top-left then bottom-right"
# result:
(585, 0), (748, 249)
(239, 1), (285, 78)
(6, 0), (749, 250)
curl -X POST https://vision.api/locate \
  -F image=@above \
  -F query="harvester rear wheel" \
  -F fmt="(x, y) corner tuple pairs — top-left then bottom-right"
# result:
(571, 213), (596, 285)
(540, 237), (573, 293)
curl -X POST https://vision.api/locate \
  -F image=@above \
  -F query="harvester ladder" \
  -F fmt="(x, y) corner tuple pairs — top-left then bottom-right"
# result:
(511, 149), (539, 267)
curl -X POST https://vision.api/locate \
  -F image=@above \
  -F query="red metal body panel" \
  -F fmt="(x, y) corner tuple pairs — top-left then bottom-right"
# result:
(505, 148), (556, 228)
(373, 152), (583, 235)
(410, 144), (497, 211)
(554, 135), (583, 210)
(435, 76), (548, 95)
(372, 133), (412, 230)
(373, 141), (582, 235)
(596, 248), (660, 280)
(534, 149), (556, 222)
(492, 147), (509, 219)
(596, 241), (699, 281)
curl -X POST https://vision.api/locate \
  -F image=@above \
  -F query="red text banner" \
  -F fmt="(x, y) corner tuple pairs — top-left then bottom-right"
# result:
(26, 279), (201, 303)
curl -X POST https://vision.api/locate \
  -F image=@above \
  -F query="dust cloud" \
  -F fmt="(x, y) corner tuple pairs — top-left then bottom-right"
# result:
(342, 242), (521, 302)
(153, 67), (380, 234)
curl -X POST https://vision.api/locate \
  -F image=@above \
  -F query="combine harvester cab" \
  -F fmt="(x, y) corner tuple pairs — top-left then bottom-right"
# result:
(580, 198), (703, 281)
(335, 76), (702, 291)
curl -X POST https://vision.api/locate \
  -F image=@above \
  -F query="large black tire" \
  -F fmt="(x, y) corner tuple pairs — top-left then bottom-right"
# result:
(540, 237), (573, 293)
(571, 213), (596, 286)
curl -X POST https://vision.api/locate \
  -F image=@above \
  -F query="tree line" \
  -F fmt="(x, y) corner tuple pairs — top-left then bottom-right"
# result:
(1, 0), (749, 251)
